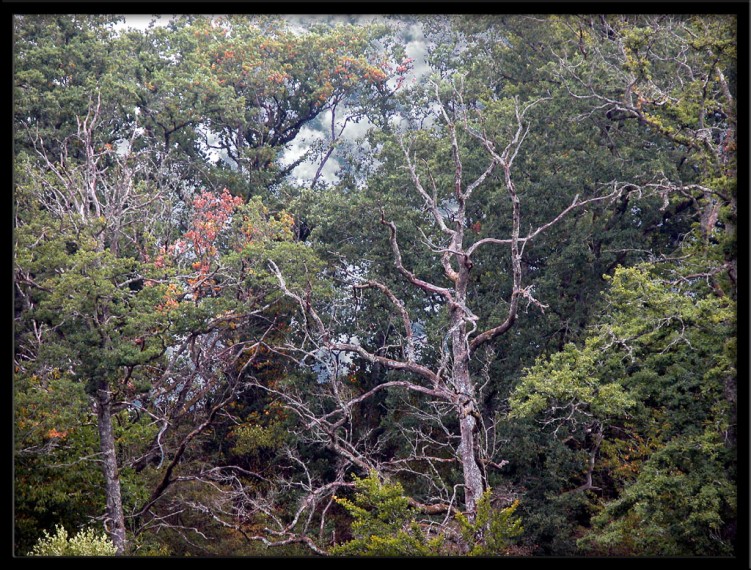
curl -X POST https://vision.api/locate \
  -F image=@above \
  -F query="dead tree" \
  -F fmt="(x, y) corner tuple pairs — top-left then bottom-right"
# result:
(264, 80), (626, 537)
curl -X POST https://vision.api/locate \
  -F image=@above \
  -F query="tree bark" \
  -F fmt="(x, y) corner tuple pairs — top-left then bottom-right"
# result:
(457, 393), (484, 518)
(96, 386), (127, 555)
(452, 257), (485, 519)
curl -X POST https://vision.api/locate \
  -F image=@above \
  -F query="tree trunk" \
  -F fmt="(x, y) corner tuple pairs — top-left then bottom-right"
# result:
(458, 406), (484, 519)
(452, 302), (485, 520)
(96, 387), (127, 555)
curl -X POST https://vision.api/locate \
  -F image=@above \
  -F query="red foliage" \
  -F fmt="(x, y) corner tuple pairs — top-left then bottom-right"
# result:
(180, 188), (242, 262)
(173, 188), (243, 298)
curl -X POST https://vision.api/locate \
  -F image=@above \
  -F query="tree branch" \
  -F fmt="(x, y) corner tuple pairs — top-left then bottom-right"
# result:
(380, 212), (454, 300)
(354, 280), (415, 362)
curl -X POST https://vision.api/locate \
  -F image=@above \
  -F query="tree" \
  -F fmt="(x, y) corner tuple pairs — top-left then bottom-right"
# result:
(13, 15), (126, 156)
(159, 15), (409, 199)
(14, 90), (175, 553)
(14, 13), (738, 557)
(548, 14), (737, 292)
(511, 262), (736, 555)
(265, 78), (624, 529)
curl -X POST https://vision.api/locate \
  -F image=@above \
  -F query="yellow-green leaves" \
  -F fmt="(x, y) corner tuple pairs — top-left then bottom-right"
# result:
(231, 423), (286, 457)
(29, 525), (117, 556)
(455, 491), (523, 556)
(511, 339), (635, 423)
(331, 471), (443, 557)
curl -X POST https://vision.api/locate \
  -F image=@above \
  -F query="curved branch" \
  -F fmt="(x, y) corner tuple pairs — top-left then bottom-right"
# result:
(354, 280), (415, 362)
(380, 212), (454, 301)
(469, 314), (517, 353)
(330, 343), (444, 390)
(398, 136), (454, 237)
(134, 388), (236, 519)
(465, 237), (514, 257)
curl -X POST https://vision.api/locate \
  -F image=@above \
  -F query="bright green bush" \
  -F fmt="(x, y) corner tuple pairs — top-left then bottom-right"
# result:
(331, 471), (443, 556)
(455, 491), (524, 555)
(29, 525), (117, 556)
(331, 471), (524, 556)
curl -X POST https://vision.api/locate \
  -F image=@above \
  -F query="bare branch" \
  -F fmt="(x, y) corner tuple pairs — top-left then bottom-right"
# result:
(135, 384), (240, 519)
(432, 80), (463, 201)
(397, 135), (454, 236)
(354, 280), (415, 362)
(380, 212), (454, 300)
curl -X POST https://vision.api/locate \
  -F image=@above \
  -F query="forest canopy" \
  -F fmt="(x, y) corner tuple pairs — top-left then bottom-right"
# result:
(13, 13), (739, 557)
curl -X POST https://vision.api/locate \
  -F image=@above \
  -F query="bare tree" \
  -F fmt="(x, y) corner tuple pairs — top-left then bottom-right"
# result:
(261, 80), (626, 539)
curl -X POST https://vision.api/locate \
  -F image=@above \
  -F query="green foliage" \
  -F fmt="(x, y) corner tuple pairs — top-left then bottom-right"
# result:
(455, 491), (524, 556)
(14, 15), (126, 151)
(580, 428), (736, 556)
(29, 525), (117, 556)
(331, 471), (443, 556)
(231, 422), (287, 457)
(512, 261), (735, 555)
(332, 474), (524, 556)
(14, 370), (106, 555)
(510, 340), (636, 423)
(14, 13), (736, 557)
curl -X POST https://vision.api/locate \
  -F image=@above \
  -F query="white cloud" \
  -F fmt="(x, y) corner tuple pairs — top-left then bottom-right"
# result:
(115, 15), (171, 32)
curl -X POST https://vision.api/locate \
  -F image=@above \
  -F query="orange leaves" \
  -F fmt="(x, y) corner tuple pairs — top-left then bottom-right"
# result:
(396, 56), (414, 75)
(200, 24), (404, 118)
(327, 53), (393, 95)
(183, 188), (243, 262)
(47, 428), (68, 440)
(153, 252), (167, 269)
(362, 68), (387, 83)
(157, 283), (181, 313)
(267, 71), (288, 85)
(165, 283), (180, 296)
(160, 188), (244, 301)
(158, 297), (179, 313)
(314, 79), (335, 103)
(392, 56), (415, 92)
